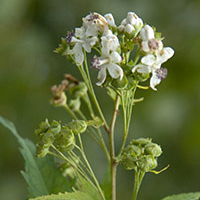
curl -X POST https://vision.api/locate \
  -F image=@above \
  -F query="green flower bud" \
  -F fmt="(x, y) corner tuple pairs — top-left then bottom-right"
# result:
(69, 98), (81, 111)
(40, 131), (55, 145)
(131, 138), (152, 146)
(69, 82), (87, 99)
(36, 131), (55, 158)
(133, 71), (150, 82)
(137, 155), (157, 172)
(120, 153), (137, 170)
(124, 145), (142, 157)
(111, 75), (128, 89)
(67, 120), (87, 134)
(54, 127), (75, 152)
(35, 119), (50, 136)
(36, 144), (49, 158)
(145, 143), (162, 157)
(50, 120), (61, 135)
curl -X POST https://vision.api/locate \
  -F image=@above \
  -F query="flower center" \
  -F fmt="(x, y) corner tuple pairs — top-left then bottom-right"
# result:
(148, 38), (159, 50)
(156, 68), (168, 80)
(91, 56), (109, 70)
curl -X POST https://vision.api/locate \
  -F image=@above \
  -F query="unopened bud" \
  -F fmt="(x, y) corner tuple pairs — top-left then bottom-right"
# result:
(54, 127), (75, 152)
(137, 155), (157, 172)
(145, 143), (162, 157)
(67, 120), (87, 134)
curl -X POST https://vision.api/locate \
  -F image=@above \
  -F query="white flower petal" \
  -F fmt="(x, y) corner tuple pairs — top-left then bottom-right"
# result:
(83, 42), (91, 53)
(75, 27), (85, 38)
(164, 47), (175, 59)
(107, 63), (123, 80)
(141, 54), (156, 66)
(156, 47), (174, 65)
(96, 66), (107, 86)
(140, 25), (154, 41)
(73, 43), (84, 65)
(141, 41), (150, 53)
(118, 24), (125, 32)
(150, 71), (161, 91)
(121, 18), (127, 26)
(126, 12), (138, 25)
(132, 64), (150, 74)
(110, 51), (122, 63)
(125, 24), (135, 34)
(104, 13), (116, 27)
(101, 34), (120, 55)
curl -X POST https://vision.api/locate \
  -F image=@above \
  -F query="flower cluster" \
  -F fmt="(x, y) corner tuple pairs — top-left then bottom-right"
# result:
(120, 138), (162, 172)
(56, 12), (174, 91)
(35, 119), (87, 158)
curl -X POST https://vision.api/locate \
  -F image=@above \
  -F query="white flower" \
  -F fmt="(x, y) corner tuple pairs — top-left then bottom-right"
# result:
(101, 31), (120, 55)
(132, 47), (174, 90)
(91, 51), (123, 86)
(70, 27), (98, 65)
(104, 13), (116, 27)
(82, 12), (108, 35)
(140, 25), (163, 53)
(118, 12), (143, 35)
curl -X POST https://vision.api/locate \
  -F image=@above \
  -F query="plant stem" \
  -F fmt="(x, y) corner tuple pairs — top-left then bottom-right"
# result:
(62, 104), (78, 120)
(76, 134), (106, 200)
(131, 171), (145, 200)
(77, 110), (110, 162)
(82, 52), (110, 133)
(109, 95), (120, 200)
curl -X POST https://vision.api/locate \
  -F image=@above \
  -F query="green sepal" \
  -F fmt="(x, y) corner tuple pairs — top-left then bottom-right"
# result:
(87, 116), (104, 128)
(133, 71), (150, 82)
(111, 75), (128, 89)
(54, 38), (68, 55)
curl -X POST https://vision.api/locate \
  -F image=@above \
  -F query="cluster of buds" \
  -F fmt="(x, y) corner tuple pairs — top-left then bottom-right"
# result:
(120, 138), (162, 172)
(51, 74), (88, 110)
(56, 11), (174, 91)
(35, 119), (87, 158)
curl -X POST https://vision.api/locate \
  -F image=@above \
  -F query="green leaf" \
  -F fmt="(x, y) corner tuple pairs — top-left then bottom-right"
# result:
(160, 192), (200, 200)
(76, 174), (102, 200)
(29, 191), (94, 200)
(0, 116), (72, 198)
(101, 168), (111, 200)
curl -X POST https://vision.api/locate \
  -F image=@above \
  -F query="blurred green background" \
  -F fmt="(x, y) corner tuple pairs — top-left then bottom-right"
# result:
(0, 0), (200, 199)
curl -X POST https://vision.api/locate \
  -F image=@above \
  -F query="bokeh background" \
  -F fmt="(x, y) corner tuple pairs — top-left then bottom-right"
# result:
(0, 0), (200, 199)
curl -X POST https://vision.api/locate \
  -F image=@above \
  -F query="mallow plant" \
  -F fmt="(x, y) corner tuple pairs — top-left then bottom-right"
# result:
(1, 11), (200, 200)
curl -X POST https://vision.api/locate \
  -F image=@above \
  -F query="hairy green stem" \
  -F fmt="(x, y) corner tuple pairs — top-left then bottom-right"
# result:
(109, 95), (120, 200)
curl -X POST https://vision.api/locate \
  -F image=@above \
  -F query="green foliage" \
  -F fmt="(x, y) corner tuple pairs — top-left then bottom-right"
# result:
(0, 116), (72, 198)
(160, 192), (200, 200)
(101, 168), (111, 200)
(28, 191), (94, 200)
(76, 174), (102, 200)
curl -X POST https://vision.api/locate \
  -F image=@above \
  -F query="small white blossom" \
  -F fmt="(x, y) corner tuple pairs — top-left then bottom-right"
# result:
(101, 31), (120, 55)
(91, 48), (123, 86)
(104, 13), (116, 27)
(140, 25), (163, 53)
(82, 12), (108, 35)
(118, 12), (143, 35)
(70, 27), (98, 65)
(132, 47), (174, 90)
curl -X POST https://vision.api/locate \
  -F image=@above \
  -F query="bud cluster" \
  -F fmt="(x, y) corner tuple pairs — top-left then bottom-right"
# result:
(55, 11), (174, 91)
(120, 138), (162, 172)
(35, 119), (87, 158)
(51, 74), (89, 111)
